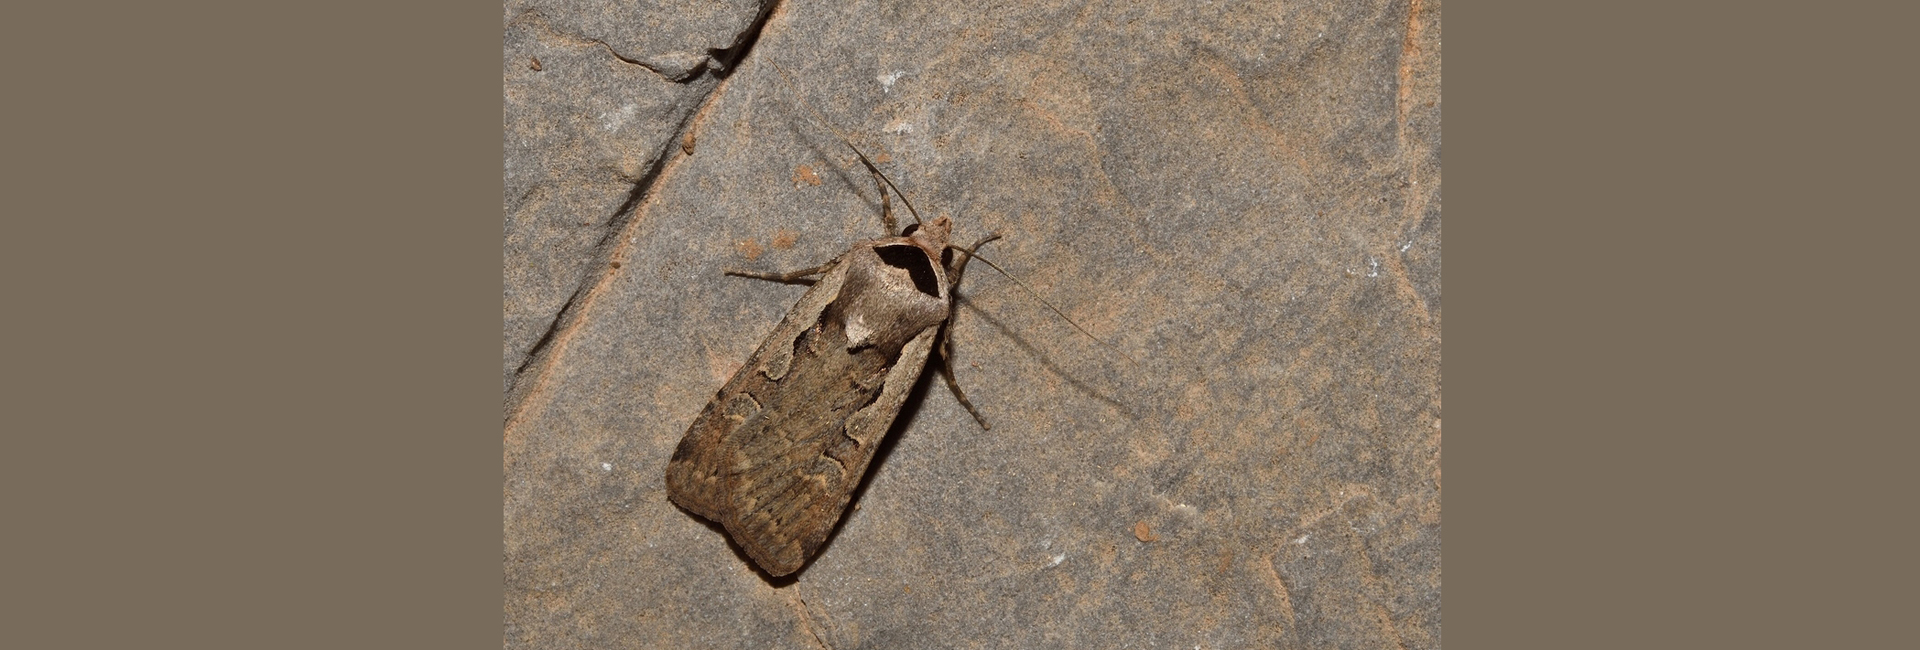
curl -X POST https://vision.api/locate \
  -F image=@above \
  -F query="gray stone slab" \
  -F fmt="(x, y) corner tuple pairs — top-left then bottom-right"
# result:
(505, 0), (1441, 647)
(504, 0), (767, 395)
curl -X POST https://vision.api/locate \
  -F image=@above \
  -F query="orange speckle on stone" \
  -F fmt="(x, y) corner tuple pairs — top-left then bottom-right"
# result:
(771, 229), (799, 249)
(1133, 521), (1159, 543)
(736, 240), (765, 260)
(793, 164), (822, 187)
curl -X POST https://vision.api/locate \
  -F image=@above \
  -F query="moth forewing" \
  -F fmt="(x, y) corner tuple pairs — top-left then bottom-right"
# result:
(663, 255), (852, 523)
(665, 218), (958, 576)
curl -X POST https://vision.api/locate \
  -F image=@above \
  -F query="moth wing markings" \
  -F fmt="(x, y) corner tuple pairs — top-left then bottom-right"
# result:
(757, 257), (849, 380)
(840, 326), (940, 450)
(664, 257), (853, 521)
(721, 325), (942, 575)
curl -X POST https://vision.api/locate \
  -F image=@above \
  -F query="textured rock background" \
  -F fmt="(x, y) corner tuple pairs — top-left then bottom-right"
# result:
(505, 0), (1440, 647)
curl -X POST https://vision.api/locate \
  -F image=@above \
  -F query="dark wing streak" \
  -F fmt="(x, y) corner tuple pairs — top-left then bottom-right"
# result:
(842, 327), (941, 451)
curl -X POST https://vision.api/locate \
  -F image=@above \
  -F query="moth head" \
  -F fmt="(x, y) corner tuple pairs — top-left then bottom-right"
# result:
(902, 216), (952, 250)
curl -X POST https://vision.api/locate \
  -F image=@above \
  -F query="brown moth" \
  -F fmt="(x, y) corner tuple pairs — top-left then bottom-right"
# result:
(665, 61), (1127, 576)
(665, 148), (997, 576)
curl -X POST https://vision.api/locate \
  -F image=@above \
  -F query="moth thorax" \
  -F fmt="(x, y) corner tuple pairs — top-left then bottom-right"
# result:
(909, 216), (953, 251)
(831, 244), (948, 352)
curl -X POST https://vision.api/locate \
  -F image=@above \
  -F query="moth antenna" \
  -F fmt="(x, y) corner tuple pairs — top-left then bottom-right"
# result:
(948, 242), (1138, 366)
(851, 149), (925, 226)
(765, 59), (925, 226)
(765, 60), (1117, 362)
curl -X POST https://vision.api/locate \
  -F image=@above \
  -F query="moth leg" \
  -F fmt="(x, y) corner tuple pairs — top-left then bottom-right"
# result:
(936, 343), (990, 430)
(866, 160), (896, 236)
(946, 234), (1003, 290)
(935, 233), (1003, 430)
(725, 264), (830, 285)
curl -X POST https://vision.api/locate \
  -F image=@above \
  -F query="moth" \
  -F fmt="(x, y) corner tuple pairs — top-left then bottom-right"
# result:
(665, 139), (1001, 576)
(665, 61), (1127, 576)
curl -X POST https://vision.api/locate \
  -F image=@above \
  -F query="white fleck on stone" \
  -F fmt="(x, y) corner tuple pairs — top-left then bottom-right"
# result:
(1045, 553), (1066, 568)
(601, 462), (612, 471)
(1294, 534), (1310, 545)
(601, 103), (637, 131)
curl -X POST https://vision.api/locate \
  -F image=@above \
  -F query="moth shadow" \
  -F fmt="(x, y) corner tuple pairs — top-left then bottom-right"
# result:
(956, 296), (1136, 418)
(780, 116), (894, 233)
(669, 360), (937, 587)
(670, 502), (801, 588)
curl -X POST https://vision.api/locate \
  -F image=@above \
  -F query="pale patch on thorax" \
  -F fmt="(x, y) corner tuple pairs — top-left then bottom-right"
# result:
(844, 313), (875, 349)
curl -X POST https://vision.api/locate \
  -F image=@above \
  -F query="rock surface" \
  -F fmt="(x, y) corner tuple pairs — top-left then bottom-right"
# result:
(504, 0), (1441, 647)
